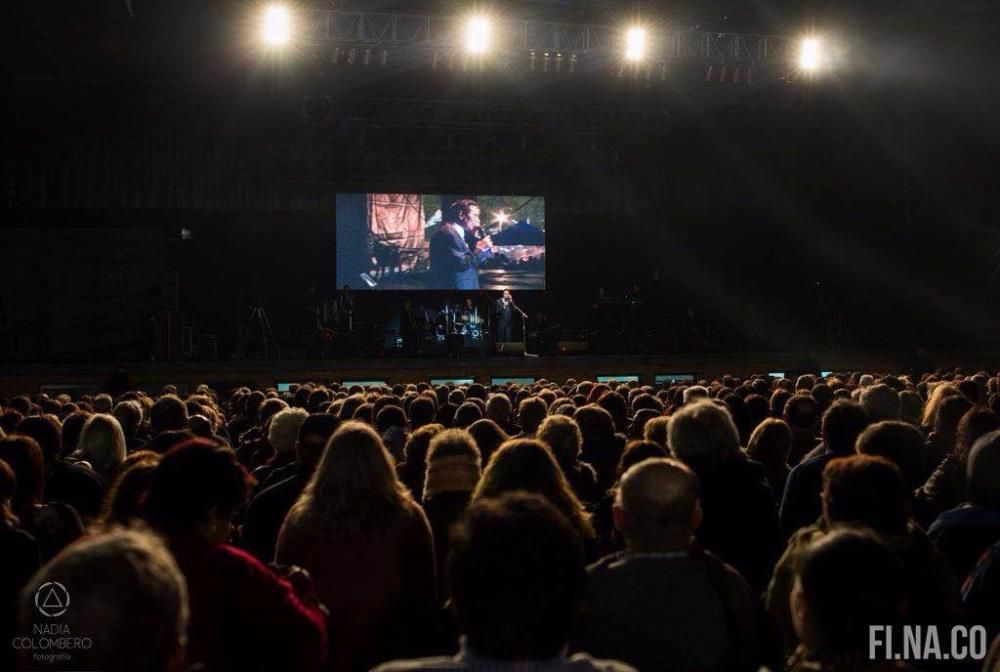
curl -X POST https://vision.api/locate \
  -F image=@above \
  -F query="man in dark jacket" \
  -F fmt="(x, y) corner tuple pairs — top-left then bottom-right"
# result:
(577, 458), (775, 672)
(429, 199), (492, 290)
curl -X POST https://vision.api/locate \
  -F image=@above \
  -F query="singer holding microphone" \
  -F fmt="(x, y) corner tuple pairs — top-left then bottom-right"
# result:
(496, 289), (527, 345)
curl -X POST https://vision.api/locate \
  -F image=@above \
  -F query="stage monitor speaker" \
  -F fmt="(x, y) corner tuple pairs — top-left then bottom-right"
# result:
(557, 340), (589, 354)
(496, 342), (525, 355)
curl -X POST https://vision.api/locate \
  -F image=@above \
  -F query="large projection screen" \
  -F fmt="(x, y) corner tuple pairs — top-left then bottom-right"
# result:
(336, 193), (545, 290)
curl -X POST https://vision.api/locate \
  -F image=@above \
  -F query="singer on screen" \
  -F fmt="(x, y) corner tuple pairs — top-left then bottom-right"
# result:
(429, 199), (493, 290)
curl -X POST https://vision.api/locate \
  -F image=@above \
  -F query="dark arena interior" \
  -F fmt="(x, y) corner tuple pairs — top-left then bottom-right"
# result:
(3, 1), (1000, 671)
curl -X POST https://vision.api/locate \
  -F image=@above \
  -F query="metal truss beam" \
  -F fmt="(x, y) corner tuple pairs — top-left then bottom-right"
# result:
(303, 11), (791, 67)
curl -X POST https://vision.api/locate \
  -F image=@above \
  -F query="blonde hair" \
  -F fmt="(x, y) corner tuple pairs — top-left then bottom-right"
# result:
(473, 438), (594, 539)
(921, 383), (959, 428)
(73, 413), (127, 479)
(286, 421), (411, 540)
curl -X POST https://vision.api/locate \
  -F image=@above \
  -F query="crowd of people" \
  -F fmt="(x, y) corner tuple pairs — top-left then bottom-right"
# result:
(2, 370), (1000, 671)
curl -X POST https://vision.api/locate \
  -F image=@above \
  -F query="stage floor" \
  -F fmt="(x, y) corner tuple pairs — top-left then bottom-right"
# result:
(3, 350), (999, 396)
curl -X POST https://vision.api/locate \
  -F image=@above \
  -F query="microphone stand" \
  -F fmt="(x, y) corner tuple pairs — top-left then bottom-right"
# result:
(510, 301), (533, 357)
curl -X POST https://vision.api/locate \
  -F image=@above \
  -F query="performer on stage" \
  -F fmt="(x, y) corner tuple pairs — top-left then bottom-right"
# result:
(496, 290), (514, 342)
(429, 199), (493, 290)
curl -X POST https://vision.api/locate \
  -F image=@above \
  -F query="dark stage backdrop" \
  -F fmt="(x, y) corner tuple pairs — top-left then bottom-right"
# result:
(3, 78), (1000, 361)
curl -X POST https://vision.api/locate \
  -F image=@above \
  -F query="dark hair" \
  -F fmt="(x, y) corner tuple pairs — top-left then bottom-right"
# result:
(144, 439), (250, 536)
(448, 493), (587, 660)
(616, 440), (669, 479)
(466, 419), (509, 465)
(821, 400), (870, 456)
(374, 405), (407, 435)
(16, 415), (63, 463)
(150, 395), (188, 437)
(409, 396), (437, 429)
(455, 401), (484, 429)
(445, 198), (480, 224)
(821, 455), (908, 534)
(518, 398), (547, 435)
(855, 421), (928, 488)
(0, 435), (45, 511)
(797, 529), (904, 653)
(297, 414), (341, 466)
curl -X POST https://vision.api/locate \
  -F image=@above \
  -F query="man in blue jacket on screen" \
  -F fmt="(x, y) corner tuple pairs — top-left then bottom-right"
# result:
(430, 198), (492, 289)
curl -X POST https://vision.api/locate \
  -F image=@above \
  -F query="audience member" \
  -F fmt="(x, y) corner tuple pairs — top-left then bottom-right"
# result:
(276, 422), (435, 671)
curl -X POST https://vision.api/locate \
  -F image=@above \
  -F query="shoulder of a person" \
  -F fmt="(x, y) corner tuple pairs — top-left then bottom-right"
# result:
(586, 551), (625, 576)
(371, 656), (462, 671)
(565, 652), (638, 671)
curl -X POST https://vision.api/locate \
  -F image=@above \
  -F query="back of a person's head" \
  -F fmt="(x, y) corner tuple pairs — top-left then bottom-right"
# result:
(112, 400), (144, 437)
(746, 418), (792, 466)
(408, 395), (437, 429)
(485, 393), (512, 423)
(295, 421), (408, 538)
(19, 529), (188, 672)
(682, 385), (709, 405)
(537, 414), (583, 465)
(402, 422), (445, 466)
(74, 413), (127, 476)
(596, 391), (628, 432)
(967, 431), (1000, 508)
(144, 439), (248, 536)
(424, 429), (482, 500)
(616, 458), (700, 550)
(783, 394), (819, 430)
(473, 439), (591, 538)
(448, 493), (586, 660)
(454, 401), (484, 429)
(616, 440), (670, 480)
(0, 435), (45, 511)
(859, 384), (901, 423)
(955, 409), (1000, 461)
(855, 420), (927, 488)
(793, 529), (904, 655)
(642, 415), (670, 449)
(15, 414), (63, 463)
(935, 394), (974, 436)
(296, 413), (341, 466)
(267, 407), (309, 456)
(574, 404), (616, 443)
(821, 455), (908, 534)
(466, 418), (508, 466)
(96, 452), (161, 530)
(375, 404), (407, 435)
(518, 397), (547, 435)
(150, 395), (189, 437)
(821, 400), (870, 456)
(668, 400), (741, 468)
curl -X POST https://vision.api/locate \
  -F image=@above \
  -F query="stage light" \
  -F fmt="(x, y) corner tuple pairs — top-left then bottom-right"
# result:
(261, 5), (292, 47)
(625, 27), (647, 62)
(465, 16), (491, 54)
(799, 37), (823, 72)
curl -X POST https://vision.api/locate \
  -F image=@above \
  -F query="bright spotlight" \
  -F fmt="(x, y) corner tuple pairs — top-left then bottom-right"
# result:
(799, 37), (823, 72)
(465, 17), (491, 54)
(262, 5), (292, 47)
(625, 27), (647, 62)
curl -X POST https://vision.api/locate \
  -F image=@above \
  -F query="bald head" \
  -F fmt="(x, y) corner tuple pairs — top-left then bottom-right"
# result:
(615, 458), (701, 551)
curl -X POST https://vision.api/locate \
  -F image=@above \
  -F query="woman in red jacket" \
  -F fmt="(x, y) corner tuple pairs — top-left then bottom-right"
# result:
(277, 421), (437, 672)
(144, 438), (327, 672)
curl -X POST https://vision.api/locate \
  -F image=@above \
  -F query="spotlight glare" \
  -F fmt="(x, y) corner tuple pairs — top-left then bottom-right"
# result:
(799, 37), (823, 72)
(465, 17), (491, 54)
(262, 5), (292, 46)
(625, 27), (647, 62)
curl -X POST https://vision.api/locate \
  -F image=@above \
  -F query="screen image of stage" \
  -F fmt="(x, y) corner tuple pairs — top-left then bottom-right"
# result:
(336, 193), (545, 290)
